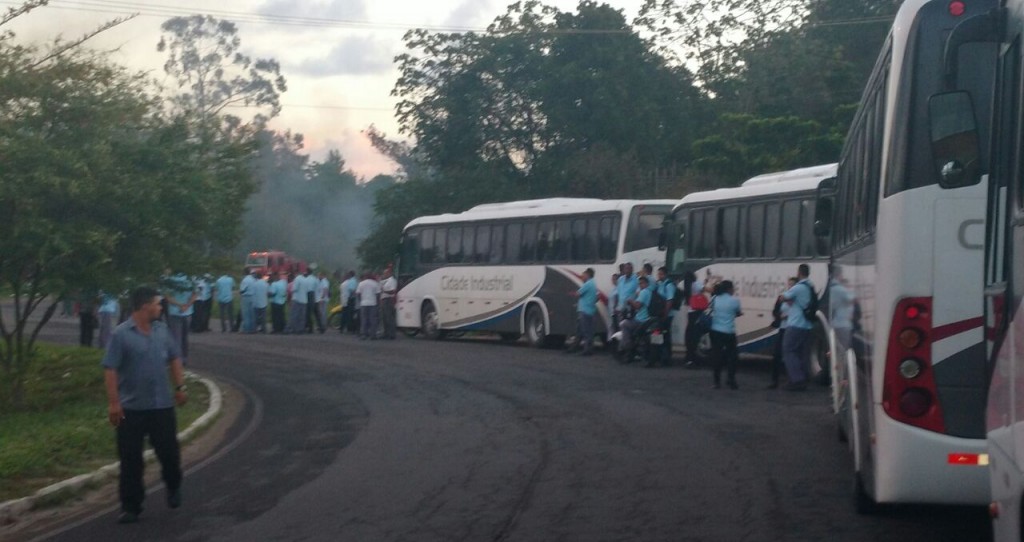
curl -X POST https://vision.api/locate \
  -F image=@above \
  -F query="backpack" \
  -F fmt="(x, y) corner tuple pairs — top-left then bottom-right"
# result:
(671, 283), (687, 310)
(648, 288), (667, 318)
(800, 282), (819, 321)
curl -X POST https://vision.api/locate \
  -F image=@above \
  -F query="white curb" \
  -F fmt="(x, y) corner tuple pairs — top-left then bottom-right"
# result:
(0, 374), (223, 524)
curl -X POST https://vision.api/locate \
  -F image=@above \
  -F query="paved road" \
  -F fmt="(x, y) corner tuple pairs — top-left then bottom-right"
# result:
(27, 319), (990, 541)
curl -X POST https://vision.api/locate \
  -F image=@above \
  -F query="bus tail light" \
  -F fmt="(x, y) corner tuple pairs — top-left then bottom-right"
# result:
(948, 1), (966, 17)
(882, 298), (946, 433)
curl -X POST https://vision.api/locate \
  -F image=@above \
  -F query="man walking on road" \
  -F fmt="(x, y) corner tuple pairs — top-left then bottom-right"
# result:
(357, 272), (381, 340)
(339, 271), (358, 334)
(102, 286), (188, 525)
(239, 270), (256, 333)
(568, 268), (598, 356)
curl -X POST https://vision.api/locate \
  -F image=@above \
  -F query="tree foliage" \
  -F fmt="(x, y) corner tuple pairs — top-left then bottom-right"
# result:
(157, 15), (287, 128)
(0, 5), (257, 409)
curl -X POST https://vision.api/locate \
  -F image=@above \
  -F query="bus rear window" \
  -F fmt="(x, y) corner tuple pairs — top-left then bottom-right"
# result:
(625, 207), (670, 253)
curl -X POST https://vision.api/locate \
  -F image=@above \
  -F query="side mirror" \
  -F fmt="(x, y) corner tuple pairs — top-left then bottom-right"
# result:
(928, 91), (981, 188)
(657, 228), (668, 251)
(813, 177), (836, 238)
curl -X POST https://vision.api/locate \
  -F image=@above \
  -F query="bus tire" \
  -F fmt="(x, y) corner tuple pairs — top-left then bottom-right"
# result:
(525, 305), (548, 348)
(854, 471), (879, 515)
(421, 302), (442, 340)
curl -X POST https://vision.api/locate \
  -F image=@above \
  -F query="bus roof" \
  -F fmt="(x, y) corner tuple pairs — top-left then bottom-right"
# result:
(675, 163), (837, 209)
(404, 198), (678, 230)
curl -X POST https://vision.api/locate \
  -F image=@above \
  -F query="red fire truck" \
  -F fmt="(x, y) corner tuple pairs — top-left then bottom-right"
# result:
(244, 250), (308, 277)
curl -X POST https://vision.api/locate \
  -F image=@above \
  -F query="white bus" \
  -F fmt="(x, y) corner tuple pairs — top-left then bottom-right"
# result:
(663, 164), (836, 360)
(819, 0), (998, 513)
(395, 198), (676, 347)
(935, 1), (1024, 538)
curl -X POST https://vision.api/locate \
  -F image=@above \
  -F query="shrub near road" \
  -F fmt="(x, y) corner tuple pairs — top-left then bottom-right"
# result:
(0, 343), (208, 502)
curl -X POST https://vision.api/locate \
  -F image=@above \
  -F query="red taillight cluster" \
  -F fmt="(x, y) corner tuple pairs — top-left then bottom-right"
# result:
(949, 0), (966, 17)
(882, 297), (946, 433)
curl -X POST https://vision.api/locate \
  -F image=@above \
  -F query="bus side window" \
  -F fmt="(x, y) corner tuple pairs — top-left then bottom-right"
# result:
(475, 224), (490, 263)
(746, 204), (765, 258)
(521, 222), (537, 263)
(764, 202), (781, 258)
(462, 226), (476, 264)
(506, 223), (522, 263)
(420, 228), (435, 264)
(598, 216), (617, 261)
(536, 221), (552, 262)
(447, 227), (463, 264)
(717, 206), (739, 258)
(572, 218), (594, 261)
(799, 199), (817, 257)
(780, 200), (801, 258)
(551, 220), (569, 262)
(489, 224), (505, 264)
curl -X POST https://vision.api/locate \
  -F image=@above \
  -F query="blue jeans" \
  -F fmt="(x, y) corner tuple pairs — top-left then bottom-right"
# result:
(240, 296), (254, 333)
(783, 326), (811, 384)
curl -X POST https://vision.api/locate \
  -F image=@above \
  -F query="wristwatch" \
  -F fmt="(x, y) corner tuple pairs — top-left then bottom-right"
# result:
(175, 384), (188, 392)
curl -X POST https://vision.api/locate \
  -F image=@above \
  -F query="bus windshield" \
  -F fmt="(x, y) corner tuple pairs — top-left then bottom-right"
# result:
(625, 205), (672, 253)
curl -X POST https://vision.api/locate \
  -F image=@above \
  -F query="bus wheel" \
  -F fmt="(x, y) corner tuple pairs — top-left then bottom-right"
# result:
(525, 305), (547, 348)
(421, 302), (442, 340)
(854, 471), (879, 515)
(401, 327), (420, 338)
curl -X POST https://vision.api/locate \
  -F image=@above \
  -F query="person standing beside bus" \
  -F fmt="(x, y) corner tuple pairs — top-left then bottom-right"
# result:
(616, 263), (638, 321)
(164, 272), (196, 365)
(768, 277), (797, 389)
(709, 280), (742, 389)
(214, 273), (235, 333)
(357, 272), (382, 340)
(569, 268), (598, 356)
(654, 266), (677, 367)
(684, 275), (709, 367)
(380, 268), (398, 340)
(288, 270), (310, 334)
(618, 275), (652, 361)
(316, 271), (331, 334)
(780, 264), (815, 391)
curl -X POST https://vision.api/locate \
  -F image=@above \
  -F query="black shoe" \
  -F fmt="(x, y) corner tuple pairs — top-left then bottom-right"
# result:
(167, 488), (181, 509)
(118, 511), (140, 524)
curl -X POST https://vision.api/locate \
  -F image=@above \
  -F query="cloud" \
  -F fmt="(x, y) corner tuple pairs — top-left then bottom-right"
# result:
(294, 35), (394, 76)
(257, 0), (368, 20)
(443, 0), (498, 27)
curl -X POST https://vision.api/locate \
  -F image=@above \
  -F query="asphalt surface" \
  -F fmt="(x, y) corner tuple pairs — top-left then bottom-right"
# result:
(21, 317), (991, 541)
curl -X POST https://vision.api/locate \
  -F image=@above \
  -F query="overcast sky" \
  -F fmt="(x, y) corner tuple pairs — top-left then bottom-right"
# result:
(15, 0), (646, 179)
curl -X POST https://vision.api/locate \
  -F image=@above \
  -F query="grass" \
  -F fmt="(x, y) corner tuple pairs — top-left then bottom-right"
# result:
(0, 343), (210, 502)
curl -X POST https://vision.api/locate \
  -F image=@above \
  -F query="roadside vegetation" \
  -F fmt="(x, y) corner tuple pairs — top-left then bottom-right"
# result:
(0, 343), (209, 502)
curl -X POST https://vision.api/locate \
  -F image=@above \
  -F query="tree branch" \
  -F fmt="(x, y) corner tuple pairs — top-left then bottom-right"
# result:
(31, 15), (137, 67)
(0, 0), (48, 29)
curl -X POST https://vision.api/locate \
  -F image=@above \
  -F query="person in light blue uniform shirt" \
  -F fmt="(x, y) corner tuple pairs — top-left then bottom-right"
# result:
(214, 274), (235, 333)
(616, 263), (638, 316)
(339, 271), (359, 334)
(268, 272), (288, 333)
(191, 275), (213, 333)
(164, 272), (196, 364)
(568, 268), (598, 356)
(780, 263), (816, 390)
(239, 270), (256, 333)
(654, 266), (677, 366)
(97, 292), (120, 349)
(618, 275), (652, 360)
(709, 280), (743, 389)
(251, 274), (270, 333)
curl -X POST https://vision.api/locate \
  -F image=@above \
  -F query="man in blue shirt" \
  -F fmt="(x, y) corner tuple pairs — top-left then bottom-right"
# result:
(97, 292), (120, 349)
(780, 264), (816, 390)
(239, 270), (256, 333)
(709, 280), (743, 389)
(164, 272), (196, 364)
(214, 273), (235, 333)
(653, 266), (677, 367)
(568, 268), (598, 356)
(251, 273), (270, 333)
(339, 271), (359, 334)
(190, 275), (213, 333)
(268, 272), (289, 333)
(616, 262), (638, 319)
(618, 275), (652, 361)
(102, 286), (188, 524)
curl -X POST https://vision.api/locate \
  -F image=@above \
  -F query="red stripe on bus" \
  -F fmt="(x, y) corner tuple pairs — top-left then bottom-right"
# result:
(932, 317), (984, 342)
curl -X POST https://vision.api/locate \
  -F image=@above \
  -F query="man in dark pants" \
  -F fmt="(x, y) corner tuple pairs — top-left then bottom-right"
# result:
(102, 286), (188, 524)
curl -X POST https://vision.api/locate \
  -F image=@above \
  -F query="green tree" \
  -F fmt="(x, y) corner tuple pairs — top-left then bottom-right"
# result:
(0, 6), (256, 409)
(157, 14), (287, 128)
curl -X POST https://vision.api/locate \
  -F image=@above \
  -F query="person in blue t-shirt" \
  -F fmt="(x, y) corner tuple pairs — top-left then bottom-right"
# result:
(653, 266), (677, 367)
(214, 273), (235, 333)
(780, 264), (816, 390)
(618, 275), (653, 361)
(709, 280), (743, 389)
(567, 268), (599, 356)
(268, 272), (289, 333)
